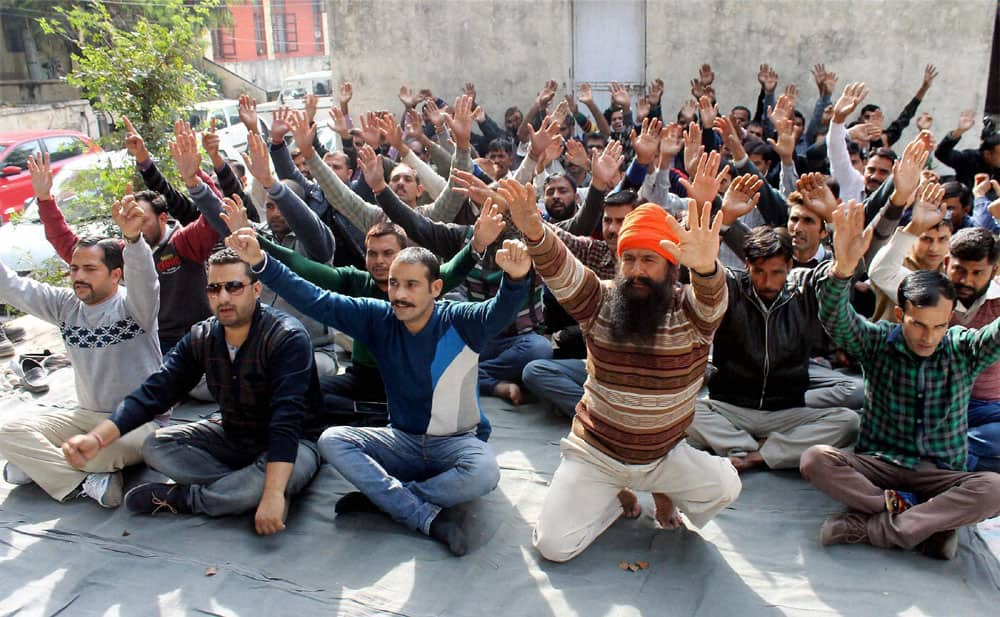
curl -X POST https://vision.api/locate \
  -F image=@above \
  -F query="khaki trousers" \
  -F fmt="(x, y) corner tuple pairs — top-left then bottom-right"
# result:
(0, 408), (156, 501)
(532, 432), (741, 562)
(686, 399), (860, 469)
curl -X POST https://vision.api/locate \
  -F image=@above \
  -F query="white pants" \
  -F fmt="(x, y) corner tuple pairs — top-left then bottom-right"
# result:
(533, 432), (741, 562)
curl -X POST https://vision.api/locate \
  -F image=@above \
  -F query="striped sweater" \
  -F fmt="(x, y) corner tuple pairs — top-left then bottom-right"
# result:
(528, 228), (728, 464)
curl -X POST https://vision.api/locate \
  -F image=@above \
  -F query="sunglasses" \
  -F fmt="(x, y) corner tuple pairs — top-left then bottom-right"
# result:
(205, 281), (250, 296)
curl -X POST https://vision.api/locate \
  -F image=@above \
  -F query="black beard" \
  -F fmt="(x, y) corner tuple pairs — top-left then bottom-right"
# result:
(955, 283), (989, 308)
(607, 272), (677, 343)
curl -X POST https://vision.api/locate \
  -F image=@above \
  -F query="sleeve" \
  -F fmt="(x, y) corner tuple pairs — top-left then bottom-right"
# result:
(862, 174), (895, 227)
(779, 160), (799, 198)
(512, 152), (539, 184)
(884, 97), (921, 147)
(214, 161), (260, 223)
(720, 220), (751, 261)
(867, 229), (917, 301)
(478, 114), (505, 144)
(934, 134), (974, 179)
(121, 237), (161, 331)
(972, 196), (1000, 233)
(374, 188), (469, 259)
(815, 262), (884, 362)
(863, 197), (905, 266)
(188, 181), (236, 239)
(525, 227), (605, 330)
(954, 316), (1000, 375)
(420, 147), (474, 223)
(264, 326), (314, 462)
(641, 168), (688, 216)
(110, 334), (202, 435)
(269, 142), (319, 200)
(805, 94), (831, 148)
(402, 149), (446, 199)
(555, 185), (606, 235)
(449, 274), (531, 350)
(138, 160), (199, 225)
(36, 198), (78, 263)
(754, 87), (776, 136)
(306, 152), (384, 233)
(267, 182), (335, 263)
(170, 212), (221, 265)
(427, 140), (453, 176)
(733, 157), (787, 226)
(259, 234), (350, 291)
(439, 242), (478, 292)
(680, 263), (728, 344)
(827, 121), (865, 203)
(0, 259), (73, 325)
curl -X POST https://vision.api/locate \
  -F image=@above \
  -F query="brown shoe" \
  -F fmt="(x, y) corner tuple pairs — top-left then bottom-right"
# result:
(917, 529), (958, 560)
(820, 513), (870, 546)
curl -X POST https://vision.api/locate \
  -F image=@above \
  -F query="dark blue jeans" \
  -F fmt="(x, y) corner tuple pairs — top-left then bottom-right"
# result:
(967, 398), (1000, 472)
(477, 332), (553, 395)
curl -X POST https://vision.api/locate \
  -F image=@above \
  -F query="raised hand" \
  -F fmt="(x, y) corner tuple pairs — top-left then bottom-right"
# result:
(698, 95), (717, 129)
(721, 174), (763, 225)
(847, 122), (882, 144)
(240, 131), (276, 188)
(304, 94), (319, 124)
(270, 106), (293, 145)
(916, 112), (934, 131)
(972, 173), (997, 199)
(169, 120), (202, 185)
(538, 138), (565, 169)
(225, 227), (265, 265)
(353, 111), (382, 148)
(830, 200), (872, 277)
(796, 172), (838, 223)
(920, 64), (938, 94)
(660, 199), (723, 275)
(683, 121), (705, 175)
(112, 193), (145, 242)
(527, 114), (563, 162)
(636, 96), (651, 122)
(712, 115), (744, 161)
(497, 178), (543, 241)
(630, 117), (663, 166)
(564, 139), (590, 170)
(890, 134), (931, 205)
(287, 109), (317, 159)
(495, 238), (531, 280)
(578, 82), (594, 105)
(536, 80), (558, 109)
(768, 117), (796, 164)
(563, 93), (579, 116)
(590, 140), (625, 192)
(690, 78), (706, 100)
(398, 85), (420, 109)
(451, 168), (495, 206)
(27, 152), (53, 201)
(472, 197), (507, 253)
(423, 98), (445, 129)
(339, 81), (353, 109)
(699, 64), (715, 86)
(444, 94), (475, 150)
(658, 123), (684, 168)
(678, 150), (729, 209)
(610, 81), (631, 110)
(832, 82), (869, 124)
(356, 144), (385, 193)
(201, 117), (221, 162)
(376, 113), (406, 154)
(464, 81), (477, 105)
(219, 193), (250, 233)
(955, 109), (975, 136)
(679, 98), (698, 125)
(404, 108), (425, 141)
(328, 106), (351, 138)
(647, 78), (665, 106)
(812, 64), (828, 95)
(907, 182), (947, 235)
(758, 64), (779, 94)
(122, 116), (150, 163)
(767, 91), (795, 127)
(238, 94), (260, 134)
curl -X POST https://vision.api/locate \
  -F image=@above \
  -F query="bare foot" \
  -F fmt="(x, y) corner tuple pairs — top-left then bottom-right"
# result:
(493, 381), (523, 405)
(728, 450), (766, 473)
(617, 489), (641, 519)
(652, 493), (683, 529)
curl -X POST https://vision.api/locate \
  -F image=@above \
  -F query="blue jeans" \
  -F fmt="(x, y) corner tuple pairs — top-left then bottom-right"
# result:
(142, 420), (320, 517)
(478, 332), (553, 395)
(318, 426), (500, 534)
(521, 358), (587, 417)
(968, 398), (1000, 472)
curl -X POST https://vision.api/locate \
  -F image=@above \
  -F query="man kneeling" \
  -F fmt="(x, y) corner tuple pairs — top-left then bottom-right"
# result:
(62, 249), (322, 535)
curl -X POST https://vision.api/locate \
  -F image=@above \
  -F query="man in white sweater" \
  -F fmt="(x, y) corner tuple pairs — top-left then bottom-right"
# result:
(0, 195), (162, 507)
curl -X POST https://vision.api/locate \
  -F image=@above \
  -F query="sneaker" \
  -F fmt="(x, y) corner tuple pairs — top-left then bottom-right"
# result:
(81, 471), (124, 508)
(124, 482), (190, 515)
(918, 529), (959, 560)
(884, 489), (918, 514)
(820, 513), (870, 546)
(2, 324), (25, 343)
(2, 462), (33, 485)
(0, 328), (13, 359)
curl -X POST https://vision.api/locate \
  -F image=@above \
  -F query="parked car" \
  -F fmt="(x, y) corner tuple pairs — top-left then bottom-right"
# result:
(186, 99), (269, 157)
(0, 150), (129, 275)
(0, 130), (102, 223)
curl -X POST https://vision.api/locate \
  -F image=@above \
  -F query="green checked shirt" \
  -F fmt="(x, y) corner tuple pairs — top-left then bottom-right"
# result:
(817, 264), (1000, 471)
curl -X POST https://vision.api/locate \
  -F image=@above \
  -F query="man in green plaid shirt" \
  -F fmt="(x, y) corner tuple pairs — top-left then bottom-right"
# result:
(800, 200), (1000, 560)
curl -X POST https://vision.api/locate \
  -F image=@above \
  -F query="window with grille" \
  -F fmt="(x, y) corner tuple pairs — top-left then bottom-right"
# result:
(272, 12), (299, 54)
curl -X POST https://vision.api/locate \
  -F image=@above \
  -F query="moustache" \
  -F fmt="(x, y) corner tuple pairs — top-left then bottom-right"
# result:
(624, 276), (656, 288)
(392, 301), (415, 308)
(74, 283), (92, 290)
(954, 284), (978, 294)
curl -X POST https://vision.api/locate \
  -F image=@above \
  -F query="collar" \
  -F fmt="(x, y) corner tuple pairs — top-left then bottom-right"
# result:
(954, 279), (1000, 316)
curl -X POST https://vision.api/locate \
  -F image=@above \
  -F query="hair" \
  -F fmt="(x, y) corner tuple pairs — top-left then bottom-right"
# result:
(869, 147), (897, 163)
(487, 137), (514, 155)
(897, 270), (956, 311)
(544, 172), (578, 191)
(927, 217), (954, 233)
(786, 191), (805, 207)
(133, 189), (168, 216)
(942, 180), (971, 209)
(227, 159), (247, 178)
(74, 236), (124, 272)
(746, 140), (775, 159)
(743, 226), (793, 263)
(793, 110), (806, 124)
(393, 246), (440, 283)
(950, 227), (1000, 264)
(280, 178), (305, 200)
(504, 106), (522, 122)
(745, 121), (764, 134)
(584, 131), (608, 147)
(860, 104), (880, 115)
(731, 105), (751, 117)
(825, 176), (841, 199)
(604, 189), (639, 208)
(847, 141), (865, 159)
(323, 150), (353, 170)
(980, 132), (1000, 152)
(389, 163), (421, 186)
(365, 221), (407, 250)
(208, 247), (257, 282)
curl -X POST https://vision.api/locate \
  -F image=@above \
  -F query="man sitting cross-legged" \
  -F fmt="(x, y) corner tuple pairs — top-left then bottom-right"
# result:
(0, 196), (161, 507)
(224, 226), (532, 555)
(499, 161), (741, 563)
(62, 248), (323, 535)
(800, 200), (1000, 560)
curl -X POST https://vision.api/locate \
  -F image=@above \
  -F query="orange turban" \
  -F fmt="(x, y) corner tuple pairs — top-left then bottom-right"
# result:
(616, 203), (679, 264)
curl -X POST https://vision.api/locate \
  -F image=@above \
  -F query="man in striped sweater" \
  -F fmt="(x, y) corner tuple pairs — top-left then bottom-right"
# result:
(499, 175), (741, 563)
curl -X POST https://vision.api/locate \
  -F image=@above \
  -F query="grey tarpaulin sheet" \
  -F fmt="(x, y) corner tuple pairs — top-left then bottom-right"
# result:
(1, 319), (999, 616)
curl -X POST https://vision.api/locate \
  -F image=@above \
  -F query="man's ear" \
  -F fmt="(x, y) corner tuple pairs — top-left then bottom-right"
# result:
(252, 280), (263, 298)
(111, 266), (124, 285)
(431, 278), (443, 299)
(893, 304), (904, 322)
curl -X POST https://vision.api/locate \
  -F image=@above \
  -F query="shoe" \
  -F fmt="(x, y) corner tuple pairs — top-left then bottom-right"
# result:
(3, 462), (33, 485)
(124, 482), (190, 515)
(918, 529), (959, 560)
(820, 513), (870, 546)
(429, 507), (469, 556)
(0, 328), (13, 359)
(884, 489), (918, 514)
(9, 356), (49, 394)
(2, 324), (25, 343)
(81, 471), (124, 508)
(335, 491), (382, 514)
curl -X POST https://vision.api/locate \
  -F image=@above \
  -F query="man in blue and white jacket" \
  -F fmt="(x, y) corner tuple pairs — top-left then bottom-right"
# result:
(225, 227), (531, 556)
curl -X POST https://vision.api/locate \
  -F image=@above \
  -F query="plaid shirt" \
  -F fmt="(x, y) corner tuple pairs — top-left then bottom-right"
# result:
(817, 264), (1000, 470)
(548, 224), (617, 280)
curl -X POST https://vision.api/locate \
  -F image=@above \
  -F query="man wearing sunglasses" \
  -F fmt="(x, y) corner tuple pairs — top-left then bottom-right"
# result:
(61, 248), (323, 536)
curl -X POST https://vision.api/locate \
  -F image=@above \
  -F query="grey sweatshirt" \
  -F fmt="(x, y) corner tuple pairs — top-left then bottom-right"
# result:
(0, 238), (162, 413)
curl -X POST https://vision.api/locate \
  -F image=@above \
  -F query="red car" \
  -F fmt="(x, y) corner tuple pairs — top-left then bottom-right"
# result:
(0, 130), (102, 223)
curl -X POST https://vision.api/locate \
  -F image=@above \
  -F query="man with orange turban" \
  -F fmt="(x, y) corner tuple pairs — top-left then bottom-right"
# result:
(499, 151), (741, 563)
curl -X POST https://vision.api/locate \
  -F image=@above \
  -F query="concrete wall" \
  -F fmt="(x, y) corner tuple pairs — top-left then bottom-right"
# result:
(0, 100), (100, 139)
(219, 55), (333, 95)
(0, 81), (81, 107)
(328, 0), (996, 149)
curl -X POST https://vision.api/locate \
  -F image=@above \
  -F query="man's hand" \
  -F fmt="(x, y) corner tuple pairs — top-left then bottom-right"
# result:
(889, 134), (931, 206)
(464, 81), (477, 106)
(202, 117), (222, 163)
(497, 178), (543, 241)
(225, 227), (265, 264)
(398, 85), (421, 109)
(563, 93), (579, 117)
(452, 169), (495, 206)
(122, 116), (150, 163)
(169, 120), (202, 187)
(376, 113), (407, 155)
(27, 152), (53, 201)
(304, 94), (319, 124)
(444, 94), (475, 151)
(630, 117), (663, 166)
(697, 95), (717, 129)
(578, 82), (594, 105)
(658, 122), (684, 168)
(917, 64), (938, 98)
(905, 182), (947, 236)
(357, 144), (386, 193)
(527, 114), (563, 162)
(590, 140), (625, 192)
(61, 433), (102, 469)
(683, 121), (705, 175)
(721, 174), (763, 225)
(647, 78), (665, 106)
(767, 91), (795, 127)
(679, 150), (729, 209)
(712, 115), (745, 162)
(916, 112), (934, 131)
(494, 238), (531, 280)
(564, 139), (590, 171)
(847, 122), (882, 145)
(288, 110), (317, 160)
(238, 95), (260, 134)
(328, 106), (351, 139)
(472, 197), (507, 253)
(758, 64), (779, 94)
(352, 112), (382, 148)
(255, 490), (287, 536)
(270, 106), (293, 145)
(241, 131), (276, 188)
(830, 200), (873, 278)
(635, 96), (652, 122)
(832, 82), (869, 124)
(536, 80), (558, 109)
(610, 81), (631, 111)
(954, 109), (975, 137)
(678, 98), (697, 125)
(339, 81), (353, 111)
(219, 194), (250, 233)
(699, 64), (715, 87)
(768, 117), (796, 165)
(112, 193), (145, 242)
(972, 173), (997, 199)
(661, 199), (723, 275)
(796, 172), (838, 223)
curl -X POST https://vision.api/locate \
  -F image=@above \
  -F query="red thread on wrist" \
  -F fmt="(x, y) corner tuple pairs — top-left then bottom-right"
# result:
(91, 433), (106, 449)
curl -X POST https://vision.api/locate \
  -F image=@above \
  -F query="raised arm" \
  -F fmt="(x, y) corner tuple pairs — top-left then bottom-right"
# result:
(114, 194), (161, 331)
(130, 118), (199, 225)
(27, 152), (77, 263)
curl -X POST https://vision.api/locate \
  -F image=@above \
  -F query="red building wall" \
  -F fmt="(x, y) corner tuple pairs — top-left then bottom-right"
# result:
(213, 1), (326, 63)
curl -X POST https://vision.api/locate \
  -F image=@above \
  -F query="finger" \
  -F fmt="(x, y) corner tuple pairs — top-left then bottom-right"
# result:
(659, 238), (681, 262)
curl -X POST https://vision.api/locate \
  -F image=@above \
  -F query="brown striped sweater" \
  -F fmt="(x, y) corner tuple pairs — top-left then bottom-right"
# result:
(527, 227), (728, 464)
